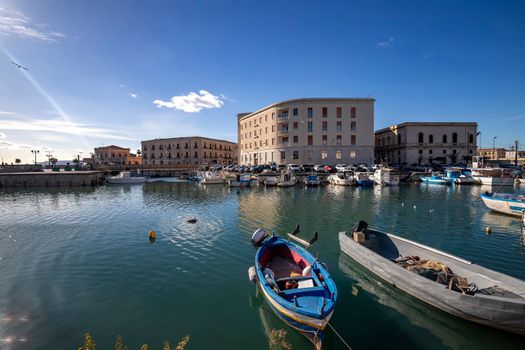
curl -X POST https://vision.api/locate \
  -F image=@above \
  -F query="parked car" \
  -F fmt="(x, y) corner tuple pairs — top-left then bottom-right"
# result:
(314, 165), (326, 172)
(335, 164), (352, 172)
(301, 164), (315, 172)
(287, 164), (301, 172)
(276, 164), (287, 172)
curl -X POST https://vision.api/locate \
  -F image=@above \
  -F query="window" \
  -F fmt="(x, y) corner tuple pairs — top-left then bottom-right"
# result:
(307, 108), (313, 118)
(443, 150), (447, 154)
(307, 135), (313, 146)
(293, 151), (299, 160)
(336, 121), (342, 131)
(469, 134), (474, 143)
(293, 135), (298, 143)
(322, 121), (327, 131)
(272, 125), (275, 132)
(429, 135), (434, 143)
(350, 121), (356, 131)
(351, 135), (356, 145)
(151, 145), (155, 150)
(443, 135), (447, 143)
(307, 122), (313, 132)
(336, 150), (342, 159)
(293, 108), (298, 116)
(265, 115), (268, 122)
(322, 107), (328, 117)
(321, 150), (328, 159)
(272, 113), (275, 119)
(350, 150), (357, 158)
(429, 150), (433, 154)
(194, 142), (198, 148)
(351, 107), (356, 118)
(336, 135), (342, 146)
(337, 107), (342, 118)
(281, 123), (289, 132)
(265, 127), (268, 134)
(453, 149), (457, 154)
(397, 134), (401, 144)
(418, 132), (424, 143)
(452, 133), (458, 144)
(272, 138), (275, 145)
(280, 151), (285, 160)
(322, 135), (328, 146)
(419, 150), (423, 154)
(293, 122), (298, 129)
(194, 151), (198, 157)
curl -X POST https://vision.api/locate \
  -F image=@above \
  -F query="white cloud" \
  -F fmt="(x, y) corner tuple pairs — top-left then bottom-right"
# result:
(0, 138), (48, 151)
(377, 37), (395, 48)
(129, 93), (138, 99)
(0, 132), (5, 139)
(0, 5), (66, 42)
(0, 118), (136, 140)
(153, 90), (224, 113)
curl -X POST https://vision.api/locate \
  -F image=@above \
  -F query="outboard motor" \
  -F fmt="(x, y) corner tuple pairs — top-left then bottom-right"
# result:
(353, 220), (368, 234)
(251, 228), (268, 247)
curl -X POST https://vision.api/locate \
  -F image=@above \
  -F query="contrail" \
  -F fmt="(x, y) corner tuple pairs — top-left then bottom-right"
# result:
(1, 45), (90, 151)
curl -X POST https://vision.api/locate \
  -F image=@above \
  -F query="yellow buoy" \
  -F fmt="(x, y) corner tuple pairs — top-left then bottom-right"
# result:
(149, 229), (156, 239)
(485, 226), (492, 235)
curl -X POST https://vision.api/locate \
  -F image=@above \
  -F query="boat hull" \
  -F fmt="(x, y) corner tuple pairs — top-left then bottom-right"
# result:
(107, 177), (146, 184)
(481, 194), (525, 217)
(421, 177), (450, 185)
(477, 176), (515, 186)
(277, 181), (296, 187)
(201, 178), (225, 184)
(339, 231), (525, 335)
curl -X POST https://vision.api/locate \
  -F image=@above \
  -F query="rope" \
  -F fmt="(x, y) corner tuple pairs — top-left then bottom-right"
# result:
(327, 322), (352, 350)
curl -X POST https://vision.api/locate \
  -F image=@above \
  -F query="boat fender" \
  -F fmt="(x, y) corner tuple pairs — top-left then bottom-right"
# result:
(251, 228), (267, 246)
(302, 266), (312, 277)
(248, 266), (257, 284)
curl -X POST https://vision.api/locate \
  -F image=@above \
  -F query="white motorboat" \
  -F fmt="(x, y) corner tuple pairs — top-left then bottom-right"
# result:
(262, 175), (278, 187)
(453, 175), (477, 185)
(107, 171), (146, 184)
(480, 192), (525, 217)
(373, 168), (400, 186)
(229, 174), (251, 187)
(471, 168), (515, 186)
(328, 173), (355, 186)
(201, 171), (225, 185)
(277, 171), (296, 187)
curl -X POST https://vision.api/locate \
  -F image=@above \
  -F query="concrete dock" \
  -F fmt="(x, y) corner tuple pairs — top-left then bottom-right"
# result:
(0, 171), (105, 187)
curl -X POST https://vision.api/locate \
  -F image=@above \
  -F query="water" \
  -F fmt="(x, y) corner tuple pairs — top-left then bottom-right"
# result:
(1, 182), (524, 350)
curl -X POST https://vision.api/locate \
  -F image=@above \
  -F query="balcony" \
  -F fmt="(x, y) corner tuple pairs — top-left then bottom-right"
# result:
(277, 128), (289, 136)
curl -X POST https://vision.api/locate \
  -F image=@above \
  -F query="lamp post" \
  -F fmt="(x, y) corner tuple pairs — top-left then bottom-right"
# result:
(31, 149), (40, 164)
(493, 136), (498, 160)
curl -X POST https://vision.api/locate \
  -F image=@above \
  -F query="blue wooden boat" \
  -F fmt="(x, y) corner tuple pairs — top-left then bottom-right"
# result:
(420, 172), (451, 185)
(249, 228), (337, 349)
(354, 172), (374, 187)
(481, 192), (525, 217)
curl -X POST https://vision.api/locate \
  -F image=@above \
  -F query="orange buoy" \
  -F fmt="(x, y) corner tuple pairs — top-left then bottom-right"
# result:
(149, 229), (156, 239)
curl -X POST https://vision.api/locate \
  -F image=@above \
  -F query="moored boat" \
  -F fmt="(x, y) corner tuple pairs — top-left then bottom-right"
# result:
(277, 171), (297, 187)
(249, 228), (337, 348)
(353, 172), (374, 187)
(107, 171), (146, 184)
(471, 168), (515, 186)
(201, 171), (225, 185)
(373, 168), (401, 186)
(420, 172), (451, 185)
(328, 173), (355, 186)
(304, 174), (321, 186)
(339, 221), (525, 335)
(480, 192), (525, 217)
(229, 174), (251, 187)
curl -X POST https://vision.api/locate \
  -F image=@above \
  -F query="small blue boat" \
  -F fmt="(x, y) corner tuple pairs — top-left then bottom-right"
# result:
(481, 192), (525, 217)
(354, 172), (374, 187)
(249, 227), (337, 349)
(420, 172), (451, 185)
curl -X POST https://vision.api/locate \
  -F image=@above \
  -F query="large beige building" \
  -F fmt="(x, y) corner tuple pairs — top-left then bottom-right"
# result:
(141, 137), (237, 166)
(375, 122), (478, 165)
(238, 98), (375, 165)
(94, 145), (131, 165)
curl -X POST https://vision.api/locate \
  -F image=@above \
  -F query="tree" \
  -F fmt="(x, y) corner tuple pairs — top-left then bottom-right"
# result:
(50, 157), (58, 166)
(447, 151), (460, 164)
(15, 158), (21, 164)
(72, 158), (79, 164)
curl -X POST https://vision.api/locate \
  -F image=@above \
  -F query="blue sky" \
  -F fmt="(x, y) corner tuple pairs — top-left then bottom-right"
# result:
(0, 0), (524, 163)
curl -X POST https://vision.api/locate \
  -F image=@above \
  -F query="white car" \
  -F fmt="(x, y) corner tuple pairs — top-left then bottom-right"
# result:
(335, 164), (352, 172)
(287, 164), (301, 172)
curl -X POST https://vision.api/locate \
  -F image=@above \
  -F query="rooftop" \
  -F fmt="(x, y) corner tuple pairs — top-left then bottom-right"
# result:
(375, 121), (478, 134)
(141, 136), (236, 145)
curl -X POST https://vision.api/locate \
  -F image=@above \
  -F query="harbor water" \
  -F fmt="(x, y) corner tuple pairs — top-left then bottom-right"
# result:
(1, 182), (525, 349)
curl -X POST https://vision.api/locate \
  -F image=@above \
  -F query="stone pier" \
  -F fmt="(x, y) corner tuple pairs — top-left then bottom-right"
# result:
(0, 171), (105, 187)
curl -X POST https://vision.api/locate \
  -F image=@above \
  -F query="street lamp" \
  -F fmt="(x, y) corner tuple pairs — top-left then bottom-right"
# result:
(492, 136), (497, 159)
(31, 149), (40, 164)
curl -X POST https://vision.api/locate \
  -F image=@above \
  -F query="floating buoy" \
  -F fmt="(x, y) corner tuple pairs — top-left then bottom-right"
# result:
(429, 209), (434, 214)
(248, 266), (257, 284)
(149, 229), (156, 239)
(485, 226), (492, 235)
(401, 202), (404, 207)
(413, 205), (417, 210)
(187, 217), (197, 224)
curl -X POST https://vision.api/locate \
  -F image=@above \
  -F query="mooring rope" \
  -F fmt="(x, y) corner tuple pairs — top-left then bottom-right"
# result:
(327, 322), (352, 350)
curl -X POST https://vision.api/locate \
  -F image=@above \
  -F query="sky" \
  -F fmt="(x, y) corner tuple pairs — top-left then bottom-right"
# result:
(0, 0), (524, 163)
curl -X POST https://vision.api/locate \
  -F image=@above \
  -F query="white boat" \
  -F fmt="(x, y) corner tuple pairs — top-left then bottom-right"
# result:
(262, 175), (278, 187)
(107, 171), (146, 184)
(453, 175), (477, 185)
(277, 171), (296, 187)
(480, 192), (525, 217)
(339, 221), (525, 335)
(201, 171), (225, 185)
(328, 173), (355, 186)
(304, 174), (321, 186)
(373, 168), (400, 186)
(471, 168), (515, 186)
(229, 174), (251, 187)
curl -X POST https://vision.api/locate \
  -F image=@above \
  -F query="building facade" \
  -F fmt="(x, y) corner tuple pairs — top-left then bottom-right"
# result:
(141, 137), (237, 166)
(94, 145), (131, 165)
(238, 98), (375, 165)
(477, 148), (508, 160)
(375, 122), (478, 165)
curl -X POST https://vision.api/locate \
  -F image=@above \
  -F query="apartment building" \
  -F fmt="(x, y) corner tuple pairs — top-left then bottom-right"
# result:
(478, 148), (508, 160)
(94, 145), (131, 165)
(375, 122), (478, 165)
(141, 137), (237, 166)
(237, 98), (375, 165)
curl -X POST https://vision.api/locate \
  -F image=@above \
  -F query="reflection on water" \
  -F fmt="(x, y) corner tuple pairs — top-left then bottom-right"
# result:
(1, 182), (525, 349)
